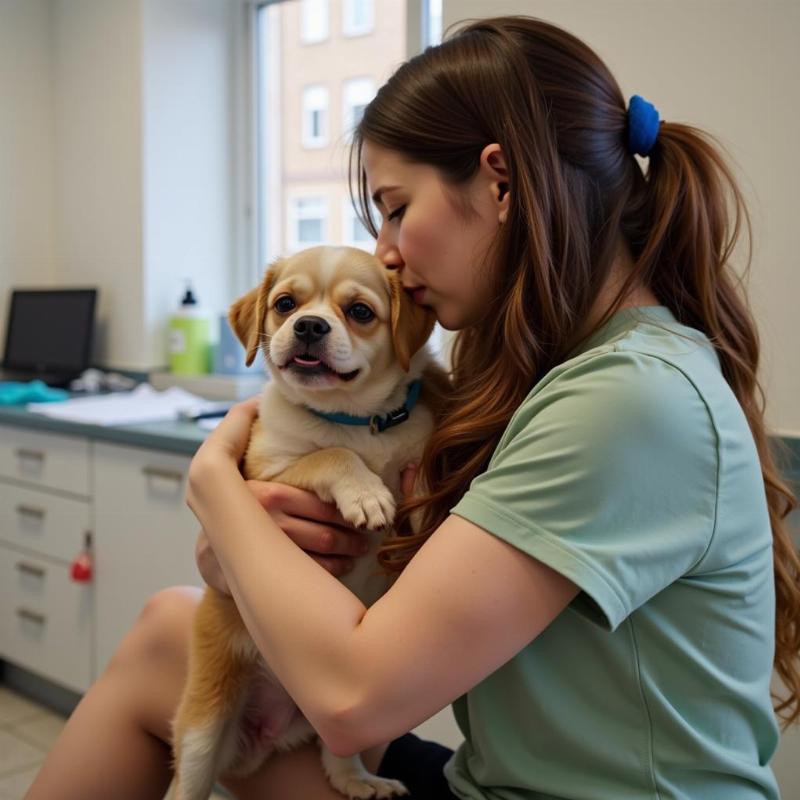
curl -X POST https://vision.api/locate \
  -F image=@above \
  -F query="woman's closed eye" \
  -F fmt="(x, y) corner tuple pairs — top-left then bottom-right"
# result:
(387, 205), (406, 222)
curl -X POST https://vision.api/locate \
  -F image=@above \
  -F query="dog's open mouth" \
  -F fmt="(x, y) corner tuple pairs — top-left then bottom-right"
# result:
(282, 353), (360, 382)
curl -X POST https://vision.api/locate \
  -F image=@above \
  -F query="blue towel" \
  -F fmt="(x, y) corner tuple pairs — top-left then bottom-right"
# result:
(0, 380), (70, 405)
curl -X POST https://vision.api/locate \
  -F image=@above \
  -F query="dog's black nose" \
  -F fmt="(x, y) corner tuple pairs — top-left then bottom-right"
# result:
(293, 316), (331, 344)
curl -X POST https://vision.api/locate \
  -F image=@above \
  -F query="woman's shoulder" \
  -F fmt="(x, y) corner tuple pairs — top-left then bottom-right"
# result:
(518, 309), (731, 432)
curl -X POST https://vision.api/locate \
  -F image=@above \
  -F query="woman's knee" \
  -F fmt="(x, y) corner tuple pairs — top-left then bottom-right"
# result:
(108, 585), (202, 675)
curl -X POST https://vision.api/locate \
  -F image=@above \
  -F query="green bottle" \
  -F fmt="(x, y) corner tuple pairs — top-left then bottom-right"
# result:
(168, 283), (211, 375)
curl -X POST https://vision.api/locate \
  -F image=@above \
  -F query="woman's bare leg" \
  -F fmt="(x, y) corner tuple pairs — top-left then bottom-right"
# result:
(24, 586), (390, 800)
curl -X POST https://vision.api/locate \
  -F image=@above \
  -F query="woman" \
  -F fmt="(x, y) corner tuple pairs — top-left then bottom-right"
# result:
(26, 15), (799, 800)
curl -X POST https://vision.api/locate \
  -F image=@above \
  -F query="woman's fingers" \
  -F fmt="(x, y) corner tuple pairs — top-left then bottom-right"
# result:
(272, 510), (371, 558)
(246, 480), (355, 529)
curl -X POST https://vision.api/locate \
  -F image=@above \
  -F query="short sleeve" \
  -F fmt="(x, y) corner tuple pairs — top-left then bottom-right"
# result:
(450, 349), (719, 631)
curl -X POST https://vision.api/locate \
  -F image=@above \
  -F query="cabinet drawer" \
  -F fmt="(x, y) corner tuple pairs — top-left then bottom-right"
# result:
(0, 483), (90, 562)
(0, 546), (93, 693)
(0, 426), (90, 496)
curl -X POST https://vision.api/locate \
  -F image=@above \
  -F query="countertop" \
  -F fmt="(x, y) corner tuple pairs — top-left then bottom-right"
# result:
(0, 402), (207, 456)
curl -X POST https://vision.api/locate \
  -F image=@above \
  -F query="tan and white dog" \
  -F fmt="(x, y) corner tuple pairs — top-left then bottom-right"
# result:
(171, 245), (447, 799)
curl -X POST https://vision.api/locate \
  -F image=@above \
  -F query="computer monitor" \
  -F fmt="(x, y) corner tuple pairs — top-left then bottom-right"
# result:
(2, 289), (98, 385)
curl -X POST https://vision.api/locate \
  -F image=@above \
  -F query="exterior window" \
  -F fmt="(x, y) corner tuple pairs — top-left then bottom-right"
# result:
(343, 0), (374, 37)
(289, 197), (328, 252)
(301, 0), (329, 44)
(301, 85), (329, 148)
(342, 199), (375, 251)
(342, 77), (376, 138)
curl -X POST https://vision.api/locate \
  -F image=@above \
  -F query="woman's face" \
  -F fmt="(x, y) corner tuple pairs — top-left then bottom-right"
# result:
(363, 140), (508, 331)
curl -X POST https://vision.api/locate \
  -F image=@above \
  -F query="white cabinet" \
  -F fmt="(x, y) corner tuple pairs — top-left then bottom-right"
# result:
(0, 425), (93, 692)
(93, 442), (201, 673)
(0, 425), (202, 693)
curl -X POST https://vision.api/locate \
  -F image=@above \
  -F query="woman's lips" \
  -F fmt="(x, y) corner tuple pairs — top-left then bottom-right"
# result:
(410, 287), (427, 305)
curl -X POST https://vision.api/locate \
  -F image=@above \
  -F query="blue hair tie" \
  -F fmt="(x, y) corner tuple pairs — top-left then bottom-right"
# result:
(627, 95), (660, 157)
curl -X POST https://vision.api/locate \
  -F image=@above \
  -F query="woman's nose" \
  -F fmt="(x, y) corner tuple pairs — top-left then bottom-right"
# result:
(375, 228), (404, 271)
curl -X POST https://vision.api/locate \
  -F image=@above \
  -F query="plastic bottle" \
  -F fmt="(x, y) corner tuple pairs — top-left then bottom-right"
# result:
(167, 282), (211, 375)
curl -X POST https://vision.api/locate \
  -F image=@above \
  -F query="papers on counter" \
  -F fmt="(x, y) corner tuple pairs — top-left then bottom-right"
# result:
(26, 384), (228, 427)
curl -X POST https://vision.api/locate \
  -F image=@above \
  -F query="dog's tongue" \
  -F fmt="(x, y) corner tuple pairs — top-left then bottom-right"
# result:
(294, 356), (322, 366)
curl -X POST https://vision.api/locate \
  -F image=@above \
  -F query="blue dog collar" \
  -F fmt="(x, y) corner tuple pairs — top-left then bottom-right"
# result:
(308, 379), (423, 435)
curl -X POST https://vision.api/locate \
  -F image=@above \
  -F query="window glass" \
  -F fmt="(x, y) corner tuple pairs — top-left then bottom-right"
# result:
(301, 85), (329, 148)
(300, 0), (329, 44)
(289, 196), (328, 251)
(343, 77), (376, 139)
(343, 0), (374, 37)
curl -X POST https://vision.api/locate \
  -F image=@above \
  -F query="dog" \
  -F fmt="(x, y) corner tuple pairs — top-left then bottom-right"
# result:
(171, 245), (447, 799)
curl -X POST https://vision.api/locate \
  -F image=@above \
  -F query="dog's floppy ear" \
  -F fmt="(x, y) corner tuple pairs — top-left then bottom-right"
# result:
(228, 265), (277, 367)
(389, 272), (436, 372)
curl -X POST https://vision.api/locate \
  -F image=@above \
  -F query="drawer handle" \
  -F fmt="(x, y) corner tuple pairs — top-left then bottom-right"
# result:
(142, 466), (184, 483)
(15, 504), (46, 520)
(17, 562), (47, 578)
(15, 448), (45, 461)
(16, 607), (46, 626)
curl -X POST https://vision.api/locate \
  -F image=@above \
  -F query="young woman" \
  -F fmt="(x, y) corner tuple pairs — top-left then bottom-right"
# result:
(26, 15), (799, 800)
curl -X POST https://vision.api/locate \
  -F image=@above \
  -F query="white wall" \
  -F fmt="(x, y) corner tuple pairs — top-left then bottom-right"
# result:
(51, 0), (146, 368)
(444, 0), (800, 435)
(0, 0), (236, 370)
(0, 0), (57, 345)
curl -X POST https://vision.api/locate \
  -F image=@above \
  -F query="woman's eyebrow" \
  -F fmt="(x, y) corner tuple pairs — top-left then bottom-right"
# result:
(371, 185), (401, 206)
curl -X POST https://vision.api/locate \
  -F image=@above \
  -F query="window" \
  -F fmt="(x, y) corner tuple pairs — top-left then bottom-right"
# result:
(343, 0), (374, 37)
(253, 1), (442, 280)
(301, 85), (329, 148)
(288, 197), (329, 252)
(342, 77), (376, 138)
(342, 198), (375, 251)
(300, 0), (329, 44)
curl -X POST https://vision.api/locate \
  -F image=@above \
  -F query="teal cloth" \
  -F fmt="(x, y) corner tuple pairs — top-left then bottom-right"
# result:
(0, 380), (70, 405)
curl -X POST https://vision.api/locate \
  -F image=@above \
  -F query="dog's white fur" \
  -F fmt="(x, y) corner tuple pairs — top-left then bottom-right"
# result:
(171, 246), (445, 799)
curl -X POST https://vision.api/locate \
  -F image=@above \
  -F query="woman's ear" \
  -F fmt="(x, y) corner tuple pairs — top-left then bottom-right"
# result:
(389, 273), (436, 372)
(228, 265), (277, 366)
(480, 143), (510, 223)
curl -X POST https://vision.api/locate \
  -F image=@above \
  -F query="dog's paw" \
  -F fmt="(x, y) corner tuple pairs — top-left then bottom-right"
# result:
(334, 774), (409, 799)
(334, 479), (396, 530)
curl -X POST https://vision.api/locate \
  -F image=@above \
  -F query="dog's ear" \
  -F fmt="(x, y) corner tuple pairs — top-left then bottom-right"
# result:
(389, 272), (436, 372)
(228, 266), (277, 367)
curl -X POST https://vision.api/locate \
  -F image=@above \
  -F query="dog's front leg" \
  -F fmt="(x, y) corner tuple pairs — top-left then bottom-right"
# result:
(274, 448), (396, 531)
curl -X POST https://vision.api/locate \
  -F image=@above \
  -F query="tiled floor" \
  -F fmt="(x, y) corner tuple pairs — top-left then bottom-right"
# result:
(0, 686), (227, 799)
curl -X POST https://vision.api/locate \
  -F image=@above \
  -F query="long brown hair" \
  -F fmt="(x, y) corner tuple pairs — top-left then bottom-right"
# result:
(350, 16), (800, 725)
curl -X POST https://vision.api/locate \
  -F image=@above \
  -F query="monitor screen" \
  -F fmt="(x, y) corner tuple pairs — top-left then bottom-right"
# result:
(2, 289), (97, 375)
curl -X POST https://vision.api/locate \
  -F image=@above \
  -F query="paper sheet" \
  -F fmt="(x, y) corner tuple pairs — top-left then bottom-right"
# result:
(26, 384), (217, 427)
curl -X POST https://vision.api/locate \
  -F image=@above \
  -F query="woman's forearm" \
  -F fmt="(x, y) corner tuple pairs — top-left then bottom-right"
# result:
(186, 458), (369, 740)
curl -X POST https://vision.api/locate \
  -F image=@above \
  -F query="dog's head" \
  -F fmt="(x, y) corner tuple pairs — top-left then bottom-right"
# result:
(229, 246), (435, 409)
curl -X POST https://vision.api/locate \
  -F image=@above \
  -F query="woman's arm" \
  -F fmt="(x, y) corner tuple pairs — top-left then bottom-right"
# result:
(188, 401), (578, 757)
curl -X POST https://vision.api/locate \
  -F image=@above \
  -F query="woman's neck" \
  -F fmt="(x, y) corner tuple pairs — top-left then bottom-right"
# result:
(587, 243), (660, 329)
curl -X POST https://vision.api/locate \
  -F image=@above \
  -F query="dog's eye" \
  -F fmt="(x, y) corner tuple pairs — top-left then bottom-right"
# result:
(274, 296), (296, 313)
(348, 303), (375, 323)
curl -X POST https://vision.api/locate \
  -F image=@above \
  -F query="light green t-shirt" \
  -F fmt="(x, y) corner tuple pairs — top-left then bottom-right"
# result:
(444, 305), (780, 800)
